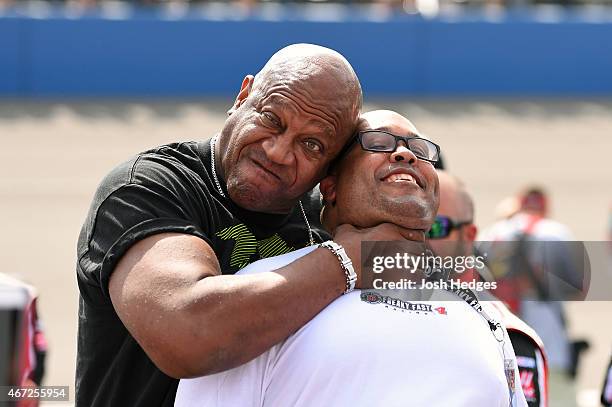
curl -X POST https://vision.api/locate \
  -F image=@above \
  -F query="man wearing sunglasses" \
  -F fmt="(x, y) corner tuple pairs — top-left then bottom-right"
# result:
(427, 174), (476, 256)
(429, 171), (548, 407)
(175, 111), (527, 407)
(427, 172), (487, 284)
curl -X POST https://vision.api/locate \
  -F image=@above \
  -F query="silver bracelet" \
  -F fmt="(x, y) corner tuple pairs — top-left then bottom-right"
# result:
(319, 240), (357, 294)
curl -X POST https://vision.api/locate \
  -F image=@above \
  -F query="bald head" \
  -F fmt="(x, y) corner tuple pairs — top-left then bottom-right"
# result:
(360, 110), (420, 135)
(429, 171), (476, 258)
(250, 44), (361, 136)
(437, 170), (473, 223)
(256, 44), (358, 85)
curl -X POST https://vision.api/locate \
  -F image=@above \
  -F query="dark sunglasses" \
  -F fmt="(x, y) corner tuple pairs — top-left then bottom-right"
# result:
(427, 215), (472, 239)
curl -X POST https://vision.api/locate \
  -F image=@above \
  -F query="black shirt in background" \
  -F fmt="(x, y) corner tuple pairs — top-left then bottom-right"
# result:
(509, 330), (543, 407)
(75, 140), (329, 407)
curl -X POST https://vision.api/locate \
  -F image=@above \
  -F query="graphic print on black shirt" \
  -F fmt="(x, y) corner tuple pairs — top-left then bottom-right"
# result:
(75, 140), (328, 407)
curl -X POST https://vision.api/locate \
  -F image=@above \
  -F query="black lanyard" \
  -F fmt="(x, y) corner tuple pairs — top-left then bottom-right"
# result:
(445, 284), (506, 342)
(423, 258), (504, 341)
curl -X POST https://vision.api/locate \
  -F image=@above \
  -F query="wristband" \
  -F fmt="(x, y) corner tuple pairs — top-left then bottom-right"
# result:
(319, 240), (357, 294)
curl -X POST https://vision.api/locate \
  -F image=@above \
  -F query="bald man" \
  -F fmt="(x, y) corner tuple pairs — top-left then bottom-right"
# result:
(429, 171), (548, 407)
(428, 172), (476, 260)
(75, 45), (410, 407)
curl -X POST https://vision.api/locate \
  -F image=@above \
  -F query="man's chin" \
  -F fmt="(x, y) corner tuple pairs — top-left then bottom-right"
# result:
(380, 199), (435, 228)
(228, 186), (293, 214)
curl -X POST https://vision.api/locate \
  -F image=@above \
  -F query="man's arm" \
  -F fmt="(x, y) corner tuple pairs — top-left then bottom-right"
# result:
(109, 233), (345, 379)
(109, 224), (408, 379)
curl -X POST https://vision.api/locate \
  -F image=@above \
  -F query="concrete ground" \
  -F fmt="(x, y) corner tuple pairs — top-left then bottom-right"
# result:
(0, 100), (610, 406)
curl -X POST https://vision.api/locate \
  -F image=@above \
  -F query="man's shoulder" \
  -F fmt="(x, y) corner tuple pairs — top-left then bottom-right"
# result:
(139, 141), (207, 165)
(94, 141), (208, 202)
(75, 141), (213, 407)
(77, 140), (215, 283)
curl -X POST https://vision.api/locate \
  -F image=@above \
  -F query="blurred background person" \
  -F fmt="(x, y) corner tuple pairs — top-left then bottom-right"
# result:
(479, 187), (589, 407)
(429, 171), (548, 407)
(0, 273), (48, 407)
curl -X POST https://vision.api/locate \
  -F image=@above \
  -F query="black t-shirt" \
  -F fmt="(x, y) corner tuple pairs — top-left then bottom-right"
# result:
(75, 140), (329, 407)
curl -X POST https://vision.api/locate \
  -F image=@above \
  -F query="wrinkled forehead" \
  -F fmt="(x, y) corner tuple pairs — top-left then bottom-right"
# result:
(253, 52), (361, 110)
(253, 70), (360, 140)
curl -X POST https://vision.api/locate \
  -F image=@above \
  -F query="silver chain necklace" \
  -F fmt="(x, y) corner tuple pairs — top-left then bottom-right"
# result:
(210, 135), (314, 246)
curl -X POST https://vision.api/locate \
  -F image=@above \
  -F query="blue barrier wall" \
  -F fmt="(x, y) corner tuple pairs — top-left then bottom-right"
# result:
(0, 18), (22, 94)
(1, 9), (611, 97)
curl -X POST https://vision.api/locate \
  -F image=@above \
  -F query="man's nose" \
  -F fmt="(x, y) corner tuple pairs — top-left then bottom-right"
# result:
(389, 141), (417, 164)
(261, 134), (296, 166)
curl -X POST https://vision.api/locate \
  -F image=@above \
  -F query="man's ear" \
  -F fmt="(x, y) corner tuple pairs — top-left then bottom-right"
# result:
(227, 75), (254, 116)
(319, 174), (337, 206)
(464, 224), (478, 243)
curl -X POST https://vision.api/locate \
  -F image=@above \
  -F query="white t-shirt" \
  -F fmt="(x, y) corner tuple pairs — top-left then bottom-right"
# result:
(176, 246), (527, 407)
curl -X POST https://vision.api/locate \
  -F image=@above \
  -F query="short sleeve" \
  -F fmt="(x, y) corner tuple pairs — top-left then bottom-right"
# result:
(77, 152), (215, 303)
